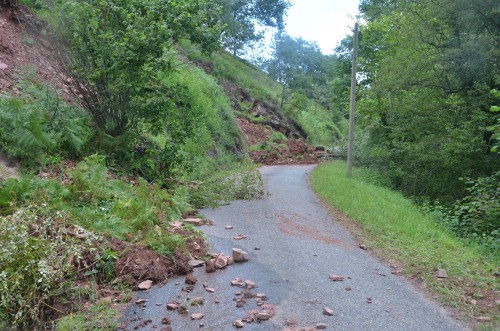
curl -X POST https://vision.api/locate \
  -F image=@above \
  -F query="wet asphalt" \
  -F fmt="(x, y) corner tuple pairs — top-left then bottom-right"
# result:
(121, 164), (469, 331)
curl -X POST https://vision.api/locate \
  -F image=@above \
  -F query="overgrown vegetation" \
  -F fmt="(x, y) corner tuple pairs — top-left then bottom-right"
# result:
(311, 161), (499, 327)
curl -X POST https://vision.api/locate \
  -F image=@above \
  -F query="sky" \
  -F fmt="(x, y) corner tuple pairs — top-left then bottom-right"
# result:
(284, 0), (360, 54)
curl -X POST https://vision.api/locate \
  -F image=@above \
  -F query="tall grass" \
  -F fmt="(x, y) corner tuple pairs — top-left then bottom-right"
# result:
(311, 161), (499, 326)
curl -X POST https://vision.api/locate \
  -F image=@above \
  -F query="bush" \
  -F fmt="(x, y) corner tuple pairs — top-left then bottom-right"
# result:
(0, 205), (99, 329)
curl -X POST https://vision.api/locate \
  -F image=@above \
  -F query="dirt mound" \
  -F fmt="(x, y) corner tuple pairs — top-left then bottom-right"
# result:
(115, 245), (175, 285)
(237, 116), (324, 165)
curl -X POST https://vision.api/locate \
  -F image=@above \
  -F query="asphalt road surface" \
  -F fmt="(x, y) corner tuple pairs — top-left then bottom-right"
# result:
(122, 165), (469, 331)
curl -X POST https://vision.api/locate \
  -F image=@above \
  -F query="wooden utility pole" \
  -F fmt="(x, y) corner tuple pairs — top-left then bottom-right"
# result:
(347, 22), (359, 177)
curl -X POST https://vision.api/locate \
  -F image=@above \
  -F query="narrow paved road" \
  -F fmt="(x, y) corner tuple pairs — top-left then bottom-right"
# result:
(123, 165), (469, 331)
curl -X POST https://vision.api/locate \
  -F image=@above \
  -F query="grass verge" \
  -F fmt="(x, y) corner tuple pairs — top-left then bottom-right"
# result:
(310, 161), (499, 330)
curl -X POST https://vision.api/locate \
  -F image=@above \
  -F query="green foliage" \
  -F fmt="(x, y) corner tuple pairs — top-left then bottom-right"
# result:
(0, 76), (92, 165)
(216, 0), (290, 56)
(0, 205), (99, 329)
(429, 172), (500, 250)
(189, 164), (264, 208)
(354, 0), (500, 202)
(55, 302), (119, 331)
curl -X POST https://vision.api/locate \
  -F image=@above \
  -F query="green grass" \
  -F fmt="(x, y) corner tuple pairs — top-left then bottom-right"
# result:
(310, 161), (499, 328)
(55, 302), (119, 331)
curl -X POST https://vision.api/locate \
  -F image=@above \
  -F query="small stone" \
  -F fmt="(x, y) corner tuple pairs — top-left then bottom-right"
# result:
(156, 302), (163, 306)
(323, 307), (334, 316)
(359, 244), (368, 250)
(476, 316), (491, 321)
(234, 320), (244, 328)
(161, 317), (171, 325)
(135, 298), (147, 304)
(225, 225), (233, 230)
(231, 278), (244, 286)
(254, 247), (261, 250)
(215, 253), (228, 269)
(257, 312), (271, 320)
(367, 297), (373, 304)
(0, 63), (8, 70)
(232, 234), (247, 240)
(232, 248), (250, 262)
(199, 322), (204, 327)
(184, 218), (204, 226)
(470, 299), (477, 305)
(214, 299), (220, 304)
(170, 221), (183, 228)
(437, 269), (448, 278)
(208, 220), (216, 226)
(166, 303), (178, 310)
(236, 298), (246, 308)
(185, 274), (197, 285)
(191, 313), (204, 320)
(316, 323), (327, 329)
(245, 280), (256, 289)
(205, 259), (216, 273)
(189, 259), (205, 267)
(191, 297), (204, 306)
(138, 280), (153, 290)
(205, 287), (215, 293)
(227, 256), (234, 265)
(256, 293), (268, 301)
(345, 286), (352, 291)
(328, 274), (345, 282)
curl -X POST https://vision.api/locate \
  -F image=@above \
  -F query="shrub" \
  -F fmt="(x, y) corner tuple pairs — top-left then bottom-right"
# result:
(0, 205), (100, 329)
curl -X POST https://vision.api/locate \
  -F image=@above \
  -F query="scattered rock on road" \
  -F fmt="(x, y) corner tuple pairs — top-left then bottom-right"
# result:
(233, 248), (250, 262)
(234, 320), (244, 328)
(316, 323), (327, 329)
(138, 280), (153, 290)
(191, 313), (204, 320)
(328, 274), (345, 281)
(184, 218), (204, 226)
(323, 307), (334, 316)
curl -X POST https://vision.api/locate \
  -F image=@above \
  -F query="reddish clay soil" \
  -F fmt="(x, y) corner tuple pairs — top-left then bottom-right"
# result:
(0, 5), (70, 96)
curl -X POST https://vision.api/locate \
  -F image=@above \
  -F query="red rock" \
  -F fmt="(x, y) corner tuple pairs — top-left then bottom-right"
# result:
(170, 221), (183, 228)
(437, 269), (448, 278)
(232, 248), (250, 262)
(328, 274), (344, 281)
(323, 307), (334, 316)
(225, 225), (233, 230)
(215, 253), (228, 269)
(191, 313), (204, 320)
(205, 259), (216, 273)
(191, 297), (204, 306)
(138, 280), (153, 290)
(245, 280), (256, 289)
(234, 320), (244, 328)
(231, 278), (244, 286)
(205, 287), (215, 293)
(184, 218), (204, 226)
(185, 274), (197, 285)
(135, 298), (147, 304)
(166, 303), (178, 310)
(257, 312), (271, 320)
(232, 234), (248, 240)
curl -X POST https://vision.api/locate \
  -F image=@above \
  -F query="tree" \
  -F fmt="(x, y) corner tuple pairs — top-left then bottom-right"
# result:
(216, 0), (290, 56)
(264, 33), (328, 106)
(354, 0), (500, 201)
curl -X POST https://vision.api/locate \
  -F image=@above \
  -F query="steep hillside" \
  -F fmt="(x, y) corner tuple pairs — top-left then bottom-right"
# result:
(180, 41), (341, 164)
